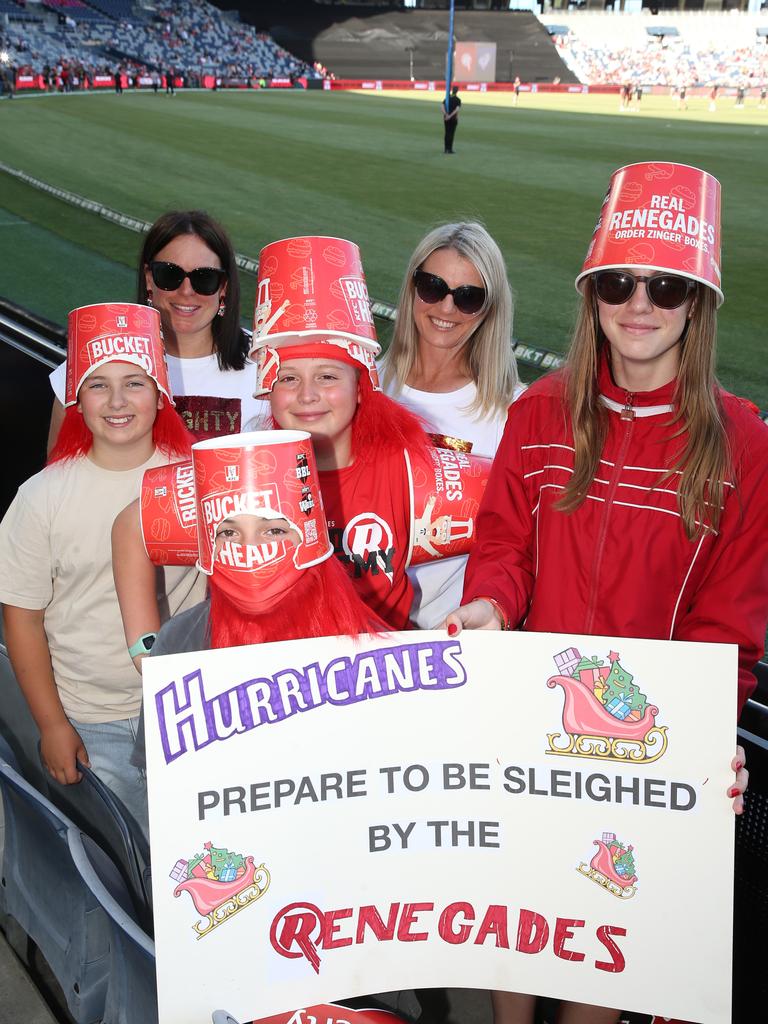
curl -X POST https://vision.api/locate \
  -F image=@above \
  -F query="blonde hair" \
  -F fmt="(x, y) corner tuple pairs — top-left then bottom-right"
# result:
(557, 279), (730, 540)
(381, 222), (518, 419)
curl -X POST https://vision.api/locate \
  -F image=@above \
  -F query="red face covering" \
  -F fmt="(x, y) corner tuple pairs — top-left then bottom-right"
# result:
(211, 540), (306, 616)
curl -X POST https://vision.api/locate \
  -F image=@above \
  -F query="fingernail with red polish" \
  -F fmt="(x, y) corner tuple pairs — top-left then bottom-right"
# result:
(735, 761), (744, 771)
(729, 787), (740, 798)
(448, 623), (458, 637)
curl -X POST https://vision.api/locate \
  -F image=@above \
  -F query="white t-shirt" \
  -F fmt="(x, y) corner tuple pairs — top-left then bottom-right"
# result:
(50, 354), (269, 440)
(382, 378), (526, 629)
(0, 450), (207, 723)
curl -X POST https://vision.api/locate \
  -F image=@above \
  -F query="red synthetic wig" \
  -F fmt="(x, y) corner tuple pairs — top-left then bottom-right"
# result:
(48, 401), (194, 465)
(208, 554), (386, 649)
(351, 370), (430, 466)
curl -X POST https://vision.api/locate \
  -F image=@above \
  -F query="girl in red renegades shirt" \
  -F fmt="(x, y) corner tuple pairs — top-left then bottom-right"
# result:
(256, 337), (432, 630)
(446, 162), (766, 1024)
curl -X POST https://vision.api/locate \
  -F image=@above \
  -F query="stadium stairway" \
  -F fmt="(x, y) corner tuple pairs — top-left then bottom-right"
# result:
(236, 1), (577, 83)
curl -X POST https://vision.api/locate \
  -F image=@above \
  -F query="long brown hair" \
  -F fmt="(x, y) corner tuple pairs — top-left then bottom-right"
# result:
(557, 279), (730, 539)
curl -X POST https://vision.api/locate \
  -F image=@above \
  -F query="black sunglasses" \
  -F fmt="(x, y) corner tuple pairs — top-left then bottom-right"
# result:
(148, 261), (227, 296)
(594, 270), (695, 310)
(413, 269), (486, 315)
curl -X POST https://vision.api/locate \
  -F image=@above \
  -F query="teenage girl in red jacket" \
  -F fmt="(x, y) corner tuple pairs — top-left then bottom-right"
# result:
(446, 163), (765, 1024)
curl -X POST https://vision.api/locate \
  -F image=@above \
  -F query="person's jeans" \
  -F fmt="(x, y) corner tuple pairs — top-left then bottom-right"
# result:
(70, 715), (149, 841)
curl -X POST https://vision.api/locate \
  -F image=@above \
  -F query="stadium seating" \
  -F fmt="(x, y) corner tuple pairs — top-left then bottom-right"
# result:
(106, 0), (319, 79)
(0, 0), (318, 82)
(539, 12), (768, 87)
(43, 0), (109, 25)
(42, 745), (154, 934)
(68, 829), (158, 1024)
(0, 755), (111, 1023)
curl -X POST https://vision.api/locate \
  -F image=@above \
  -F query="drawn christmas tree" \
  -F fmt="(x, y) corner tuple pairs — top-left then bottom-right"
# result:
(612, 842), (636, 878)
(601, 651), (648, 718)
(207, 841), (245, 880)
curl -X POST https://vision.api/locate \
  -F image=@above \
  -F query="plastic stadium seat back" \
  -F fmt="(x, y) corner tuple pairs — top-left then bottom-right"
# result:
(0, 759), (110, 1023)
(0, 730), (22, 773)
(41, 743), (153, 933)
(753, 659), (768, 707)
(68, 829), (158, 1024)
(734, 726), (768, 1018)
(0, 643), (48, 794)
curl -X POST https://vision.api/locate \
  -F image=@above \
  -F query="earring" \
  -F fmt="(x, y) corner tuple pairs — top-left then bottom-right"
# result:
(217, 298), (226, 317)
(147, 290), (153, 308)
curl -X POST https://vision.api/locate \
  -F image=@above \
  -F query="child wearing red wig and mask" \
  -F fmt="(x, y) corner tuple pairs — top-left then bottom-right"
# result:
(0, 304), (204, 837)
(130, 428), (387, 769)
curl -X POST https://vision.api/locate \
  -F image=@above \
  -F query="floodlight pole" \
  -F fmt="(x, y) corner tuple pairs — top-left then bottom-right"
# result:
(444, 0), (456, 112)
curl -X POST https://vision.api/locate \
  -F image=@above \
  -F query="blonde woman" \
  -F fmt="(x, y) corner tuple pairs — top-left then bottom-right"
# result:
(447, 163), (760, 1023)
(381, 221), (523, 627)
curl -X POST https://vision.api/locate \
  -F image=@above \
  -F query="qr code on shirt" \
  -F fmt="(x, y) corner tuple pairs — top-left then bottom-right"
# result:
(304, 519), (318, 544)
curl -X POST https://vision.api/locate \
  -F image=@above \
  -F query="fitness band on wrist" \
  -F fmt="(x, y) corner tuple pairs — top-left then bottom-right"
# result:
(128, 632), (158, 658)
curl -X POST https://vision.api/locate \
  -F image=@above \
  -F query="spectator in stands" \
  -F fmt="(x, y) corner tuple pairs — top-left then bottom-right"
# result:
(446, 163), (761, 1021)
(48, 210), (264, 448)
(443, 84), (461, 154)
(380, 222), (522, 628)
(0, 306), (201, 839)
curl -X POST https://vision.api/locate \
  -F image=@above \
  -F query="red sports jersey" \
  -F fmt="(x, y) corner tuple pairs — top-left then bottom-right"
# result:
(320, 451), (414, 630)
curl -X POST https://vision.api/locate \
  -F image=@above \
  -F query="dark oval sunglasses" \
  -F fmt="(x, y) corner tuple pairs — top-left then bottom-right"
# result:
(594, 270), (695, 310)
(413, 268), (486, 316)
(149, 261), (227, 296)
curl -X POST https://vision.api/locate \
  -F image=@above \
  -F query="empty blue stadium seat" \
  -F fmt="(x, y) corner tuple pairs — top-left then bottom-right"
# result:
(68, 829), (158, 1024)
(42, 744), (153, 934)
(0, 758), (110, 1023)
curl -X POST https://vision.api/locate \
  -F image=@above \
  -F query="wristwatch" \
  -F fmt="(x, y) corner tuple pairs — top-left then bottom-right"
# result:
(128, 632), (158, 658)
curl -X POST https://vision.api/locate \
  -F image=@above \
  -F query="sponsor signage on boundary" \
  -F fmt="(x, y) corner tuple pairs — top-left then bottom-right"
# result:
(143, 630), (736, 1024)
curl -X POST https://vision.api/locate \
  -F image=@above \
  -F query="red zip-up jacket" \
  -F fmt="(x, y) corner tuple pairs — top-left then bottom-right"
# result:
(463, 359), (768, 714)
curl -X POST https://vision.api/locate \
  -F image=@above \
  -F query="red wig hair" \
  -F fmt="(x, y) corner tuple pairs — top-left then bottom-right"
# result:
(48, 401), (194, 465)
(351, 370), (430, 466)
(209, 554), (386, 650)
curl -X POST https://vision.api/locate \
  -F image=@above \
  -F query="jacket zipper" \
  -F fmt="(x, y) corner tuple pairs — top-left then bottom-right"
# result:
(584, 391), (635, 633)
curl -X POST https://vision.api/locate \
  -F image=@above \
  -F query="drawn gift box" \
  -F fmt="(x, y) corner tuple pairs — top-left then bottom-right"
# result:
(169, 858), (188, 883)
(578, 665), (610, 686)
(606, 696), (632, 720)
(554, 647), (581, 676)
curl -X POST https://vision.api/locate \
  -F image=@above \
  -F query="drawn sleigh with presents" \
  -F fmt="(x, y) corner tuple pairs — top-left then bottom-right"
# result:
(174, 857), (271, 939)
(546, 671), (668, 764)
(577, 838), (638, 900)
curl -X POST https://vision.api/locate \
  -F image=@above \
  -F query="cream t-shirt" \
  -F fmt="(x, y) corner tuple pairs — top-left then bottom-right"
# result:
(0, 450), (206, 723)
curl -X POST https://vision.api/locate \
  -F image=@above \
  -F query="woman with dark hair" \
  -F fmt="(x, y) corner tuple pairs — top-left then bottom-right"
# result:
(48, 210), (265, 449)
(446, 163), (762, 1023)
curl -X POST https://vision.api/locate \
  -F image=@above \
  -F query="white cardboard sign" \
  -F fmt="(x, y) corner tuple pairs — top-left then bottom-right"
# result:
(143, 630), (736, 1024)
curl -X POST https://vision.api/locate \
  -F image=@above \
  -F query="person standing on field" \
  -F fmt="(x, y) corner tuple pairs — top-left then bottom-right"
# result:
(443, 84), (461, 154)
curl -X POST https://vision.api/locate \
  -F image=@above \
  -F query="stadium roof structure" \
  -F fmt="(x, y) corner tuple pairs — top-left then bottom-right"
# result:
(646, 26), (680, 37)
